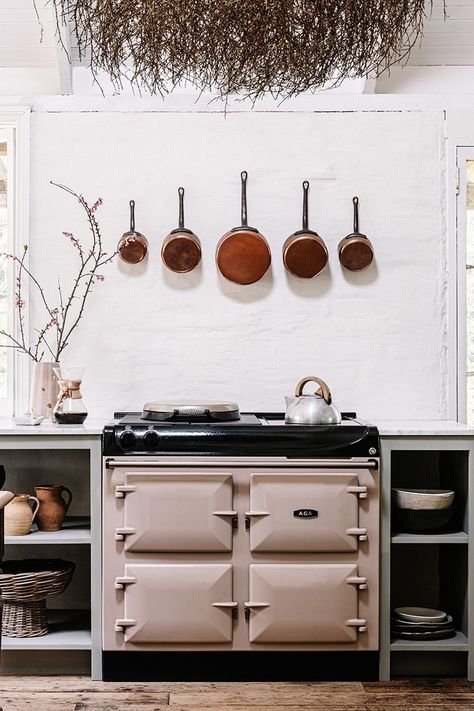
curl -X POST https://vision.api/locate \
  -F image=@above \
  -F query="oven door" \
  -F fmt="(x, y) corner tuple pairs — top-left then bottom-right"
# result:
(115, 563), (236, 644)
(246, 563), (367, 644)
(246, 472), (368, 552)
(115, 471), (235, 552)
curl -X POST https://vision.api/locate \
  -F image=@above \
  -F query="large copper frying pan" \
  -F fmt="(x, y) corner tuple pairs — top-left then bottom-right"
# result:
(216, 171), (271, 285)
(283, 181), (328, 278)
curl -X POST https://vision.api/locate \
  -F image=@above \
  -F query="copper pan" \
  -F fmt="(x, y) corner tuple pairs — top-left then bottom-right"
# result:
(162, 187), (201, 273)
(117, 200), (148, 264)
(216, 171), (271, 285)
(338, 197), (374, 272)
(283, 181), (328, 278)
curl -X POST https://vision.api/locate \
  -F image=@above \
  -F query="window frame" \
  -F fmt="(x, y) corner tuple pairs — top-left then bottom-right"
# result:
(0, 107), (30, 417)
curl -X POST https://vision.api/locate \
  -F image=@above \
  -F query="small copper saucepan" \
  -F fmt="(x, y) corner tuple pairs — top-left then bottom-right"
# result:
(338, 196), (374, 272)
(118, 200), (148, 264)
(283, 181), (328, 278)
(162, 188), (201, 273)
(216, 171), (271, 285)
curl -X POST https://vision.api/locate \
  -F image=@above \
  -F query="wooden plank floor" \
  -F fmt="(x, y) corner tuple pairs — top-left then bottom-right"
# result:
(0, 678), (473, 711)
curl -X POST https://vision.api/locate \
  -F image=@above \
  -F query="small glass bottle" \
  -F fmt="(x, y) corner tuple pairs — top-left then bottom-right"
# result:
(53, 367), (88, 424)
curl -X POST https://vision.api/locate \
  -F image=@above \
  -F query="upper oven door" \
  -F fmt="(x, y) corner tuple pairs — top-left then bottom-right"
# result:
(114, 471), (235, 552)
(246, 472), (368, 552)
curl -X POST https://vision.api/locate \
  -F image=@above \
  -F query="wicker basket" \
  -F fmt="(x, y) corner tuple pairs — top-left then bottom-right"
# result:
(0, 559), (75, 637)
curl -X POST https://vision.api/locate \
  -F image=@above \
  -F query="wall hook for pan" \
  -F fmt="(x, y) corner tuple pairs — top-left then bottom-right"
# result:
(283, 180), (328, 278)
(338, 197), (374, 272)
(161, 187), (202, 273)
(117, 200), (148, 264)
(216, 171), (271, 285)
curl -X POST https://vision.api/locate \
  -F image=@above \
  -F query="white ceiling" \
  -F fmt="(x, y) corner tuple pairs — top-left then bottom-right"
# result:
(407, 0), (474, 66)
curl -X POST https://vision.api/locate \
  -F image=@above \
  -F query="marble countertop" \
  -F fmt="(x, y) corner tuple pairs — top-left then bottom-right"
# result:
(376, 420), (474, 436)
(0, 418), (106, 436)
(0, 418), (472, 438)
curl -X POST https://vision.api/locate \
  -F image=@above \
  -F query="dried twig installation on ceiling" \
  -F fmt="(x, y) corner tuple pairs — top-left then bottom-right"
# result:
(49, 1), (439, 100)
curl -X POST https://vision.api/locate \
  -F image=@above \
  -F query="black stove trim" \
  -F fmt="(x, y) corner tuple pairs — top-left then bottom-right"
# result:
(103, 412), (379, 458)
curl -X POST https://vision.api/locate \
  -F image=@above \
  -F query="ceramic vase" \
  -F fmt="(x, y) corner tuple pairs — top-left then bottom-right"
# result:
(4, 493), (40, 536)
(30, 361), (60, 420)
(34, 484), (73, 532)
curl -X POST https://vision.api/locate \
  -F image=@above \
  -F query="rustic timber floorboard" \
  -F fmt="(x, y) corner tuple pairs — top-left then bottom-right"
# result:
(0, 678), (473, 710)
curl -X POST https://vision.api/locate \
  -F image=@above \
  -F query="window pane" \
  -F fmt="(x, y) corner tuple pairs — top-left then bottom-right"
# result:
(0, 141), (7, 400)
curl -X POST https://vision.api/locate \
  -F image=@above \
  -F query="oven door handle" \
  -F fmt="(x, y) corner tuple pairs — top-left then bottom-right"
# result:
(347, 485), (368, 499)
(115, 527), (136, 541)
(346, 526), (368, 542)
(115, 485), (137, 498)
(345, 618), (368, 633)
(346, 575), (368, 590)
(115, 618), (137, 633)
(212, 510), (238, 517)
(115, 576), (137, 590)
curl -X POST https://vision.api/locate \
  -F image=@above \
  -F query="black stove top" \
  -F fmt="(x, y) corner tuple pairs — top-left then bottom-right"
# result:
(103, 412), (379, 458)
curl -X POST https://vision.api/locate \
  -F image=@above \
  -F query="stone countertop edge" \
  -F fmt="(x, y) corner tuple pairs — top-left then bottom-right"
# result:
(0, 419), (106, 435)
(0, 418), (472, 437)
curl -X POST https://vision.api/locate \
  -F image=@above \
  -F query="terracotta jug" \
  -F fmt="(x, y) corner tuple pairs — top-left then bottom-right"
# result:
(34, 484), (73, 532)
(4, 493), (40, 536)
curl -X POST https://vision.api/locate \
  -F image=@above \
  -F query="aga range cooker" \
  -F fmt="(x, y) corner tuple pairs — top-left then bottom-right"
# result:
(102, 403), (380, 680)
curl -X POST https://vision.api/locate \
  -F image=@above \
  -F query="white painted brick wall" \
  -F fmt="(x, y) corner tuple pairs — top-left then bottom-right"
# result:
(29, 109), (446, 420)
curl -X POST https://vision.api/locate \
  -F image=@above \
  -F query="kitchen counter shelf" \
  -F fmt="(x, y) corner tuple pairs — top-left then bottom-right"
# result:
(391, 532), (469, 544)
(390, 631), (469, 652)
(4, 517), (91, 545)
(1, 610), (91, 651)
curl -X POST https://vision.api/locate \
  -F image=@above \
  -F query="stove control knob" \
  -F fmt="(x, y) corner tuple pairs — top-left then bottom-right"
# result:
(119, 430), (137, 450)
(143, 429), (159, 450)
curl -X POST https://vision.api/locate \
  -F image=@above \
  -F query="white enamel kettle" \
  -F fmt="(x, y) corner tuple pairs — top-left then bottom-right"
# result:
(285, 376), (342, 425)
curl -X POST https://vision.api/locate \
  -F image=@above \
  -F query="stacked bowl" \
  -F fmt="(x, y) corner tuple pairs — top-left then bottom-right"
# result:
(392, 606), (456, 641)
(392, 488), (455, 533)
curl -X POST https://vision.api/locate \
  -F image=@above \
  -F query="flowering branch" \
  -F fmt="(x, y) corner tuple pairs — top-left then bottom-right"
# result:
(0, 182), (118, 363)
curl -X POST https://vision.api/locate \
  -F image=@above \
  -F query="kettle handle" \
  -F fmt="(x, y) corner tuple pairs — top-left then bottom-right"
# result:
(295, 376), (332, 405)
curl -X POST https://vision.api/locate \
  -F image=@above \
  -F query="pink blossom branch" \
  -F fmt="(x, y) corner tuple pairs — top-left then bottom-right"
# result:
(0, 181), (117, 363)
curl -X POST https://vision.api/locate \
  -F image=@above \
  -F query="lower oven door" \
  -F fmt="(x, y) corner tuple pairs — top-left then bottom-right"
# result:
(247, 472), (367, 552)
(115, 563), (235, 644)
(246, 564), (367, 644)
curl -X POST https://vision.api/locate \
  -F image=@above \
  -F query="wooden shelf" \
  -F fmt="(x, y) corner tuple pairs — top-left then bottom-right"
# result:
(390, 630), (469, 652)
(391, 531), (469, 544)
(5, 517), (91, 545)
(1, 610), (91, 651)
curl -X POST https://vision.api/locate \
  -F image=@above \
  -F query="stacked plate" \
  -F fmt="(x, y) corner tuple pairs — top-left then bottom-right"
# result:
(392, 488), (456, 533)
(392, 606), (456, 641)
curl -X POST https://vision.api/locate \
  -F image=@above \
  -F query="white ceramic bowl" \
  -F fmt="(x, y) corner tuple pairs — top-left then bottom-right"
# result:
(394, 607), (447, 624)
(392, 488), (455, 510)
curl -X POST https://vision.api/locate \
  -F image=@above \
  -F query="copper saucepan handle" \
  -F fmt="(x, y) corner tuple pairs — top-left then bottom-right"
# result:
(295, 376), (332, 405)
(353, 196), (359, 233)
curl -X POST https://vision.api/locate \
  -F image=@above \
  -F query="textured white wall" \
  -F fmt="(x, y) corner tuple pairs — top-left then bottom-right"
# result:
(29, 109), (446, 420)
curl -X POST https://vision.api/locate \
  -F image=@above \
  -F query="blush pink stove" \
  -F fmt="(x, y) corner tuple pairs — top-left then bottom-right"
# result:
(102, 405), (380, 680)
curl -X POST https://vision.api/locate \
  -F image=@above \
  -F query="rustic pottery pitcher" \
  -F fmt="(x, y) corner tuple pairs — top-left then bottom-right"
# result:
(4, 493), (40, 536)
(34, 484), (73, 532)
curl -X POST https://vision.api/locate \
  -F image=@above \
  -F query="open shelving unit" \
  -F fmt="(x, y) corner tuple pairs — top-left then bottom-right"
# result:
(0, 435), (101, 678)
(5, 516), (92, 546)
(380, 436), (474, 681)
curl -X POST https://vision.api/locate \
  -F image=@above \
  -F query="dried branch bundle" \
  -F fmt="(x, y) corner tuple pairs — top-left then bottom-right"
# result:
(50, 0), (439, 100)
